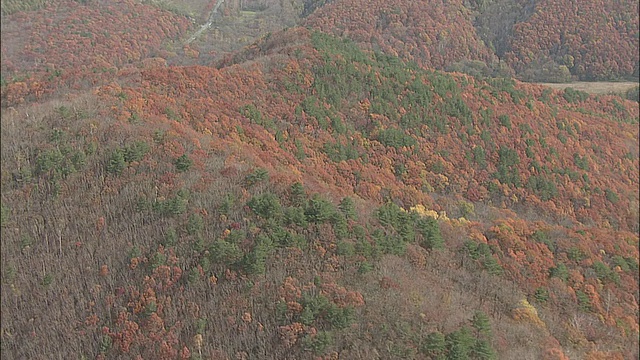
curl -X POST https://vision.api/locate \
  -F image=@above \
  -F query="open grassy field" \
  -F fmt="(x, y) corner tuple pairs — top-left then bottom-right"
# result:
(1, 0), (47, 15)
(144, 0), (212, 18)
(535, 81), (639, 95)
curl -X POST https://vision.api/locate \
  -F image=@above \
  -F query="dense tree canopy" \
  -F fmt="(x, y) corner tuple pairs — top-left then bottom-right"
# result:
(0, 1), (638, 359)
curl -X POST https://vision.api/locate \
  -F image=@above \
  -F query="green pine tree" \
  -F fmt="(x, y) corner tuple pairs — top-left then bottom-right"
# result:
(471, 339), (497, 360)
(107, 149), (126, 175)
(471, 311), (492, 338)
(417, 217), (444, 250)
(338, 197), (357, 220)
(289, 182), (306, 207)
(446, 326), (474, 360)
(174, 154), (193, 172)
(421, 331), (446, 359)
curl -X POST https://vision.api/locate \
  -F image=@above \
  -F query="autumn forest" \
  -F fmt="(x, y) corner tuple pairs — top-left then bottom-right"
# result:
(0, 0), (638, 359)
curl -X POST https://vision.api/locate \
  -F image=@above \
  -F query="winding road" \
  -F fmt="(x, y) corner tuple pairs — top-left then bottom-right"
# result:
(185, 0), (226, 44)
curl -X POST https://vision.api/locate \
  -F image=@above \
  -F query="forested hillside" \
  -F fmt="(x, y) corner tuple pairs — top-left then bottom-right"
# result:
(304, 0), (497, 71)
(307, 0), (639, 82)
(502, 0), (640, 81)
(0, 0), (191, 107)
(2, 23), (639, 359)
(1, 0), (638, 83)
(1, 1), (639, 360)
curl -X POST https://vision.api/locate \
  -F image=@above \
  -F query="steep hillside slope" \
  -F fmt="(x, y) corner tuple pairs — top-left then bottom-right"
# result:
(305, 0), (639, 81)
(464, 0), (536, 58)
(3, 0), (636, 84)
(2, 24), (638, 360)
(0, 0), (192, 108)
(304, 0), (497, 71)
(0, 0), (190, 74)
(503, 0), (640, 81)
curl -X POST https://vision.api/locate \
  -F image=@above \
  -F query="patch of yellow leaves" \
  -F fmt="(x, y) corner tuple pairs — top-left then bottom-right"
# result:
(512, 298), (545, 328)
(409, 204), (449, 221)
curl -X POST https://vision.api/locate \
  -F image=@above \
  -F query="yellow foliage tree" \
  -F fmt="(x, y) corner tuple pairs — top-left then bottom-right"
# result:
(511, 298), (545, 327)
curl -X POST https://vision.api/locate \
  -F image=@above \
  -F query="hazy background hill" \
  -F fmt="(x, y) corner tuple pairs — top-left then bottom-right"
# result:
(1, 1), (639, 359)
(1, 0), (638, 83)
(305, 0), (639, 82)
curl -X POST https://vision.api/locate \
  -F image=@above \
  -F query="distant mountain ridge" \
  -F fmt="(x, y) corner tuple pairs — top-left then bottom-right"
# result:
(305, 0), (639, 81)
(1, 0), (637, 83)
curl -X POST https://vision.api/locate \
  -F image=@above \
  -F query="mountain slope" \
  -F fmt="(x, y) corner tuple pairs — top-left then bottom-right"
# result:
(2, 24), (639, 360)
(2, 0), (638, 86)
(305, 0), (639, 81)
(503, 0), (640, 81)
(0, 0), (192, 109)
(304, 0), (497, 70)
